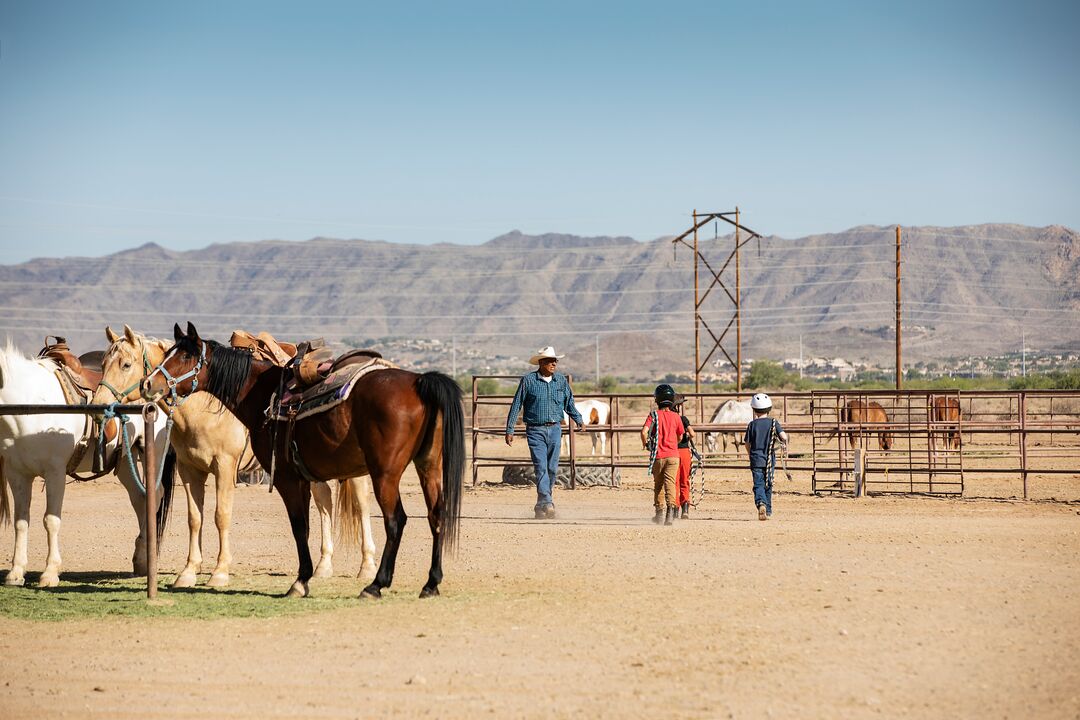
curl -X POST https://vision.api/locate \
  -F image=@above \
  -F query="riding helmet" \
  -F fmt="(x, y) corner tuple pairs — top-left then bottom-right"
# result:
(750, 392), (773, 410)
(654, 383), (677, 406)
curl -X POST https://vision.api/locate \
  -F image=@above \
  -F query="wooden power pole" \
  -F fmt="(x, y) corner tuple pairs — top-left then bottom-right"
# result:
(896, 225), (902, 390)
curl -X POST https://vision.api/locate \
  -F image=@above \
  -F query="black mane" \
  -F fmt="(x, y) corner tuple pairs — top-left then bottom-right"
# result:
(205, 340), (253, 405)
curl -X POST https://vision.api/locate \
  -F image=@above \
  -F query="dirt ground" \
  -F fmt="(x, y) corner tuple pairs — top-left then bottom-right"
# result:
(1, 464), (1079, 719)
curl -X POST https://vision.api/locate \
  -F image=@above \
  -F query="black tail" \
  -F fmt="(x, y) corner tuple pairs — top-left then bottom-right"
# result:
(156, 447), (176, 546)
(416, 371), (465, 556)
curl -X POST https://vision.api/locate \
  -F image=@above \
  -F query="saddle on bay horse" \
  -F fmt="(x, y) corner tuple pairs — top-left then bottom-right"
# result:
(230, 332), (393, 485)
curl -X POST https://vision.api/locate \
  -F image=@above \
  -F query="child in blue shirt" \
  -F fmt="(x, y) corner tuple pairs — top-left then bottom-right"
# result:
(743, 393), (788, 521)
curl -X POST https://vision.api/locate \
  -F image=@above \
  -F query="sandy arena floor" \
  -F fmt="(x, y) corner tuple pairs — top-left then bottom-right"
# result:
(1, 468), (1078, 719)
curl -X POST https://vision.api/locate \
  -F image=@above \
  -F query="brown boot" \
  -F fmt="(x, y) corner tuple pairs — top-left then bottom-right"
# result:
(664, 506), (675, 526)
(758, 504), (768, 521)
(653, 508), (664, 524)
(681, 502), (690, 519)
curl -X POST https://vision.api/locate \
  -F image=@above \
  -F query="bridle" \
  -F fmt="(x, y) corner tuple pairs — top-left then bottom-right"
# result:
(99, 339), (155, 403)
(145, 340), (207, 408)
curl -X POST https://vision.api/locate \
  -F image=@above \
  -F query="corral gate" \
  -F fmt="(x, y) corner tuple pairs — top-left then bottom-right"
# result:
(810, 390), (963, 495)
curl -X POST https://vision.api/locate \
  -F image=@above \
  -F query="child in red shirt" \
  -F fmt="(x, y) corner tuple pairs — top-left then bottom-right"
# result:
(641, 384), (685, 526)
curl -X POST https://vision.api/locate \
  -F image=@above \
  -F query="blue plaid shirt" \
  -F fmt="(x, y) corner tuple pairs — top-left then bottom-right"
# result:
(505, 371), (583, 434)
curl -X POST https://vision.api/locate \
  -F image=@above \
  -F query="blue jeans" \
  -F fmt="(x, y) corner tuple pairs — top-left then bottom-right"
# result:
(526, 424), (561, 510)
(751, 466), (772, 515)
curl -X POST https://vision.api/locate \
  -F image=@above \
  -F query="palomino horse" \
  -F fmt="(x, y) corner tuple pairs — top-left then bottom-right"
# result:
(143, 323), (465, 599)
(0, 342), (173, 586)
(704, 399), (754, 454)
(93, 325), (378, 588)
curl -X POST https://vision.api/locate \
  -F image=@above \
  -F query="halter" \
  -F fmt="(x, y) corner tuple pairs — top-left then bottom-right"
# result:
(145, 340), (206, 408)
(100, 341), (154, 403)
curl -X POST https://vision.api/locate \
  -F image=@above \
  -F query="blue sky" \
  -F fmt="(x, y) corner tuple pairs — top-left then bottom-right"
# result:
(2, 0), (1078, 262)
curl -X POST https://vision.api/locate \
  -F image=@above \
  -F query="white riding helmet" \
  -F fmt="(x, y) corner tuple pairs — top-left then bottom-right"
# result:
(750, 392), (773, 410)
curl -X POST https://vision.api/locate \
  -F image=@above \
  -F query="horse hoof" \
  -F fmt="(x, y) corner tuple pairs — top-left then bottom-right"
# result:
(171, 573), (197, 589)
(360, 585), (382, 600)
(419, 586), (440, 599)
(4, 573), (26, 587)
(38, 573), (60, 588)
(313, 563), (333, 579)
(284, 580), (309, 598)
(206, 573), (230, 588)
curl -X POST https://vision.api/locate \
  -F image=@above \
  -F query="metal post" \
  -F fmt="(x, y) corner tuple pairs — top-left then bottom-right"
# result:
(568, 373), (576, 490)
(735, 206), (742, 394)
(1019, 392), (1028, 499)
(142, 404), (159, 600)
(471, 376), (478, 487)
(693, 209), (700, 400)
(854, 447), (865, 498)
(896, 225), (902, 391)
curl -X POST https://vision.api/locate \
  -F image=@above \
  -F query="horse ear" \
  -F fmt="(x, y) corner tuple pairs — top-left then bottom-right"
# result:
(105, 326), (120, 344)
(123, 324), (137, 344)
(186, 322), (199, 340)
(173, 323), (184, 342)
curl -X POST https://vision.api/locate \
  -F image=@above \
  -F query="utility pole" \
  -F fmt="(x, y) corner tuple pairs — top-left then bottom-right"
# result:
(799, 334), (804, 379)
(896, 225), (902, 390)
(452, 335), (457, 379)
(1022, 330), (1026, 378)
(735, 206), (742, 393)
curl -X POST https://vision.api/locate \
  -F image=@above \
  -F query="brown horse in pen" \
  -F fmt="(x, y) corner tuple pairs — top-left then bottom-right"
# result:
(836, 398), (893, 451)
(931, 395), (962, 450)
(142, 323), (464, 599)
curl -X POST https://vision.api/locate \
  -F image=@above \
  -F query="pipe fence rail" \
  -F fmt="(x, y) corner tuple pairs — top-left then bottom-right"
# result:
(0, 403), (161, 598)
(471, 379), (1080, 500)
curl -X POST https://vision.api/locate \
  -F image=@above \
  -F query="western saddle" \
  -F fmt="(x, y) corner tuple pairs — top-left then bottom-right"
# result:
(38, 336), (104, 394)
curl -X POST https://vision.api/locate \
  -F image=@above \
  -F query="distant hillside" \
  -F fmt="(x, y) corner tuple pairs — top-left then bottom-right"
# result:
(1, 224), (1077, 379)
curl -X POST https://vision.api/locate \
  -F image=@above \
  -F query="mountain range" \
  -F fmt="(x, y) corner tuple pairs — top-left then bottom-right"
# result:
(1, 223), (1077, 379)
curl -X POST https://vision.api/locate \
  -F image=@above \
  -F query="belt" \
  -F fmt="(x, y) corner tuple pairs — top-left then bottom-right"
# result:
(527, 422), (559, 427)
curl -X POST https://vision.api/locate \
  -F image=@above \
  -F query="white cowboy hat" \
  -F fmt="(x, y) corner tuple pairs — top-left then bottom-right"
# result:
(528, 346), (565, 365)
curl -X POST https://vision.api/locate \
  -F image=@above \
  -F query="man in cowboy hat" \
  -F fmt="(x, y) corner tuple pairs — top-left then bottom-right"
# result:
(505, 346), (584, 519)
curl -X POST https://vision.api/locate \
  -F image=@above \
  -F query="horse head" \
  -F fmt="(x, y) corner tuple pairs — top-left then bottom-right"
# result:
(141, 322), (212, 404)
(93, 324), (167, 405)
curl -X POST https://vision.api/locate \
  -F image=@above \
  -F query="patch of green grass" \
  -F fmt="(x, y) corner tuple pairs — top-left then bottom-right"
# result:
(0, 572), (376, 621)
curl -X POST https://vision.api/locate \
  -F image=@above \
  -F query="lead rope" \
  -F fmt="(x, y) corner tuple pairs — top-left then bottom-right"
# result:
(98, 402), (171, 496)
(645, 409), (659, 476)
(688, 438), (705, 507)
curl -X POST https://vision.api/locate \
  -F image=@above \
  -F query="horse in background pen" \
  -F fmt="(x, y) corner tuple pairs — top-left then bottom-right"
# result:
(704, 399), (754, 454)
(0, 341), (173, 586)
(93, 325), (378, 589)
(828, 398), (894, 451)
(562, 399), (611, 455)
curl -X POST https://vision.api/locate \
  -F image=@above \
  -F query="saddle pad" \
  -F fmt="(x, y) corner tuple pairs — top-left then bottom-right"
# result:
(272, 357), (393, 422)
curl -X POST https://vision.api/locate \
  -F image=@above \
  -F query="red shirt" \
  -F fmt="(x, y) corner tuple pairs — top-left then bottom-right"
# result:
(643, 408), (685, 459)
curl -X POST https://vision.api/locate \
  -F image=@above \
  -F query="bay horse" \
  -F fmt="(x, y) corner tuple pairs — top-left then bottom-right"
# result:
(143, 323), (464, 599)
(0, 342), (173, 586)
(835, 398), (893, 451)
(931, 395), (962, 450)
(92, 325), (378, 588)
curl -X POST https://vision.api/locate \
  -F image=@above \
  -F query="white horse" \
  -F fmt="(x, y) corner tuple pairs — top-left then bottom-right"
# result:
(704, 399), (754, 454)
(93, 326), (378, 588)
(0, 342), (172, 587)
(561, 399), (612, 455)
